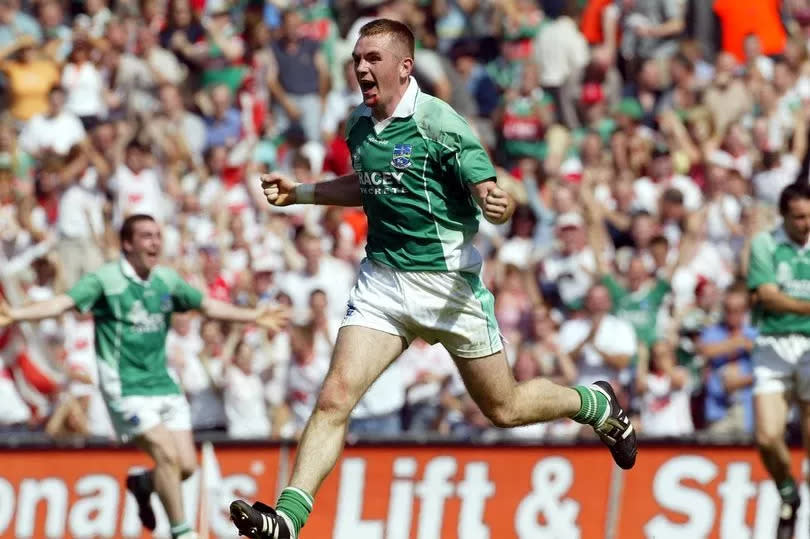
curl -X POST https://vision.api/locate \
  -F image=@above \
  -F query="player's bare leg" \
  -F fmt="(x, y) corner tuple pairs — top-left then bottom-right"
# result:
(756, 391), (798, 539)
(230, 326), (406, 539)
(129, 425), (197, 538)
(170, 429), (198, 482)
(290, 328), (405, 491)
(454, 350), (581, 422)
(453, 350), (637, 469)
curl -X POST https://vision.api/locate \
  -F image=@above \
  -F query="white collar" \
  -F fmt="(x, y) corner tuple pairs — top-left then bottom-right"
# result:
(120, 257), (151, 286)
(360, 77), (420, 133)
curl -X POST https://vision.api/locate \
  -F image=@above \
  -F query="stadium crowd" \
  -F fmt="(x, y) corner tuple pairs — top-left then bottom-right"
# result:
(0, 0), (801, 443)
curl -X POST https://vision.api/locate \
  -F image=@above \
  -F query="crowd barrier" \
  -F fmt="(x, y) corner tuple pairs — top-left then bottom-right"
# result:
(1, 438), (809, 538)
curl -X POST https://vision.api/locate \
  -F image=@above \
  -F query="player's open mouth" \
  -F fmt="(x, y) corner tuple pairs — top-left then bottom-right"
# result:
(360, 80), (377, 96)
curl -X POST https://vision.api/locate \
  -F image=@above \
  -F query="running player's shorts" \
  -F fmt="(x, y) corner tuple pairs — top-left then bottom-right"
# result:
(104, 393), (192, 442)
(753, 334), (810, 400)
(341, 259), (503, 358)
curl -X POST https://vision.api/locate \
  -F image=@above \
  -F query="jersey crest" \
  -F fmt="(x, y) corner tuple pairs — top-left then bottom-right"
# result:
(391, 144), (412, 170)
(128, 300), (166, 334)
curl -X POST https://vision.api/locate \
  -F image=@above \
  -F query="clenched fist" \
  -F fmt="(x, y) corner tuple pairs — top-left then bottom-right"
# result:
(260, 172), (298, 207)
(483, 186), (513, 223)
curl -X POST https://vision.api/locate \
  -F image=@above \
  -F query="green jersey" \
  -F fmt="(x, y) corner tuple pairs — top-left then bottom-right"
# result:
(345, 79), (496, 273)
(748, 226), (810, 335)
(67, 259), (204, 397)
(602, 274), (670, 345)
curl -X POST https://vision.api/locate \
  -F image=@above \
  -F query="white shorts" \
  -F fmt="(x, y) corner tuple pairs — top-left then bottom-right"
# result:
(105, 394), (192, 442)
(753, 335), (810, 400)
(341, 260), (503, 359)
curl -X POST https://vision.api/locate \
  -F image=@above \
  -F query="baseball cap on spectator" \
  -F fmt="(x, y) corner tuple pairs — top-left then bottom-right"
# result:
(556, 212), (584, 229)
(581, 83), (604, 106)
(614, 98), (644, 121)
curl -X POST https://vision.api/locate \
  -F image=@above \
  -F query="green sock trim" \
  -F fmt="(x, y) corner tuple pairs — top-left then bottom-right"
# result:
(170, 522), (191, 538)
(571, 385), (609, 426)
(277, 487), (314, 535)
(778, 478), (799, 502)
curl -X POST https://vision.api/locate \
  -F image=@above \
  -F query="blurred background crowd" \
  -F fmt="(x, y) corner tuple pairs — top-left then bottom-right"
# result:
(0, 0), (803, 443)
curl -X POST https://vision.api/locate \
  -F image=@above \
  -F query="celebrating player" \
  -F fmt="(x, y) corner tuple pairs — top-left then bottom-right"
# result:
(228, 19), (637, 539)
(0, 214), (287, 539)
(747, 182), (810, 539)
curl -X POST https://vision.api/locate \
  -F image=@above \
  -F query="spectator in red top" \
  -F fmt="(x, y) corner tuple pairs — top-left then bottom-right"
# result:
(200, 245), (232, 301)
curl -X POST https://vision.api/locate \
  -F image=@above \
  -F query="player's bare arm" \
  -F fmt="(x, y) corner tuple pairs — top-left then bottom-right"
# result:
(260, 172), (362, 208)
(200, 296), (289, 331)
(470, 179), (515, 225)
(754, 283), (810, 315)
(0, 295), (75, 327)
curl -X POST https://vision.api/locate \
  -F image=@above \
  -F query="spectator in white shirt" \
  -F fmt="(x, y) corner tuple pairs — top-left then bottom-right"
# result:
(558, 283), (637, 386)
(633, 146), (703, 214)
(278, 227), (355, 326)
(286, 323), (329, 437)
(540, 211), (598, 310)
(56, 144), (106, 284)
(250, 292), (293, 426)
(532, 3), (589, 127)
(704, 150), (743, 244)
(0, 367), (31, 429)
(309, 289), (337, 356)
(168, 316), (227, 431)
(224, 337), (271, 439)
(636, 340), (694, 437)
(349, 357), (405, 437)
(61, 39), (106, 123)
(399, 339), (456, 432)
(109, 140), (166, 228)
(753, 105), (808, 205)
(19, 86), (85, 157)
(46, 311), (114, 439)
